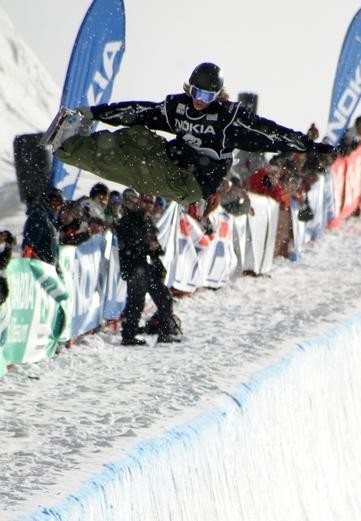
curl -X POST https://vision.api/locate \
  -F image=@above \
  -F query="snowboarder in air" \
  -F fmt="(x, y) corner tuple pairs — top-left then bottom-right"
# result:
(42, 62), (335, 209)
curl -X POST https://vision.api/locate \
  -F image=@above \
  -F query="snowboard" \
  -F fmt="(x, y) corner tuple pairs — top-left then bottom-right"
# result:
(39, 106), (78, 149)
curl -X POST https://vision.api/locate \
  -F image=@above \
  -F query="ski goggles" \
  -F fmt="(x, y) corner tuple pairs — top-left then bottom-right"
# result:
(189, 85), (219, 104)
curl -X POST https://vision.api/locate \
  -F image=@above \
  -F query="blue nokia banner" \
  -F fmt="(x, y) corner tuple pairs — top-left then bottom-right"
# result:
(51, 0), (125, 199)
(326, 9), (361, 146)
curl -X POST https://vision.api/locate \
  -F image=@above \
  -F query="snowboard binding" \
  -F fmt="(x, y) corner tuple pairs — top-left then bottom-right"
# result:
(39, 106), (91, 151)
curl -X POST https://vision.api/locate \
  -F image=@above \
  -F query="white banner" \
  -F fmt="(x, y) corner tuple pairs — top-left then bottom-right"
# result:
(102, 233), (127, 321)
(290, 178), (325, 261)
(304, 176), (325, 243)
(246, 194), (279, 274)
(231, 213), (248, 275)
(199, 208), (238, 288)
(158, 203), (209, 292)
(157, 202), (181, 289)
(71, 234), (107, 337)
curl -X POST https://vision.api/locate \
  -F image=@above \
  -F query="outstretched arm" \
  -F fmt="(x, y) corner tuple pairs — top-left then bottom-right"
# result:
(85, 101), (171, 132)
(228, 107), (335, 155)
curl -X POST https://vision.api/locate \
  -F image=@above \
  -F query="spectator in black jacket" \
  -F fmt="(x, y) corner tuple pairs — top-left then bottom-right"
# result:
(116, 188), (180, 345)
(22, 188), (64, 272)
(46, 62), (335, 211)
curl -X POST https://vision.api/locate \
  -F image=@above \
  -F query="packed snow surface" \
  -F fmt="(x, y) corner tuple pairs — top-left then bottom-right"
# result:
(2, 216), (361, 518)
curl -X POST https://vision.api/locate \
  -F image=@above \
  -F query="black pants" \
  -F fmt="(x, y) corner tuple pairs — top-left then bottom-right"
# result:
(122, 264), (173, 340)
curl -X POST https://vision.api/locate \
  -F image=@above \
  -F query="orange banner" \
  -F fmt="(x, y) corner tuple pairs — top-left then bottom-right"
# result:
(328, 145), (361, 227)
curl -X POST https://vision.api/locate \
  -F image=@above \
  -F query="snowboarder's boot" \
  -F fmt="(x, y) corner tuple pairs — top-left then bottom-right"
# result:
(40, 107), (91, 151)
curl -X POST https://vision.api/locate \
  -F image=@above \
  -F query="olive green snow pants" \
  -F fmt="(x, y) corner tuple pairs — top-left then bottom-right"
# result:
(55, 125), (203, 206)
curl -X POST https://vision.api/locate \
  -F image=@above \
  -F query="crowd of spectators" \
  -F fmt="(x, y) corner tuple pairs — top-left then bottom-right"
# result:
(1, 115), (360, 348)
(16, 179), (180, 345)
(179, 121), (338, 258)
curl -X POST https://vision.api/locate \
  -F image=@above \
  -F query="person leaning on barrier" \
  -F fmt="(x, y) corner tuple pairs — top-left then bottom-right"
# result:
(22, 188), (64, 273)
(115, 188), (181, 346)
(0, 230), (16, 305)
(248, 157), (301, 259)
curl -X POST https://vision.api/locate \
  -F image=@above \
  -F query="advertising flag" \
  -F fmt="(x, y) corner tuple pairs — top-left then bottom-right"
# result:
(326, 9), (361, 145)
(51, 0), (126, 198)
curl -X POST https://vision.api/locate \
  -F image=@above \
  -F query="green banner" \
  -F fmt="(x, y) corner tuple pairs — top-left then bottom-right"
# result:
(0, 300), (11, 377)
(58, 245), (76, 343)
(0, 258), (68, 373)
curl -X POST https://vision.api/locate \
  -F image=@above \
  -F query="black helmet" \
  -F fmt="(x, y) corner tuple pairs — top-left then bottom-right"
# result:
(189, 62), (224, 92)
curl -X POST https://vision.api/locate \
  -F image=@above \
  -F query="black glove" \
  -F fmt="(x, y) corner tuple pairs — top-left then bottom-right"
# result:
(0, 276), (9, 305)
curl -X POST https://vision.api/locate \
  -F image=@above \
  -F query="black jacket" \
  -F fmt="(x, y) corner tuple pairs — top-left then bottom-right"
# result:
(22, 203), (60, 265)
(115, 208), (165, 281)
(91, 94), (332, 197)
(0, 246), (12, 271)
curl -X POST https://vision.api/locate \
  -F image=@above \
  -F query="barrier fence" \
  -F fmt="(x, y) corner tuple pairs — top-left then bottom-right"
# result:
(1, 146), (361, 376)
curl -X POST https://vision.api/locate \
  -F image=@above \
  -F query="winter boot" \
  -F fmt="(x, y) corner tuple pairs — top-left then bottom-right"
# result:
(157, 334), (181, 344)
(121, 337), (147, 346)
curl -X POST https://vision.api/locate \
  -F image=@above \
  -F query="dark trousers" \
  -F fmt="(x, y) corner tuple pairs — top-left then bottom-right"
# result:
(122, 264), (173, 340)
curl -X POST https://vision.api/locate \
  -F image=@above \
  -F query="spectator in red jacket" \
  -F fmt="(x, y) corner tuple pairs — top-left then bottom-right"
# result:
(248, 162), (292, 209)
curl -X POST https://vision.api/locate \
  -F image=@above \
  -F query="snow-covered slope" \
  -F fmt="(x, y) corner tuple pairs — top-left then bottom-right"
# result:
(0, 9), (60, 172)
(0, 7), (126, 234)
(0, 8), (60, 231)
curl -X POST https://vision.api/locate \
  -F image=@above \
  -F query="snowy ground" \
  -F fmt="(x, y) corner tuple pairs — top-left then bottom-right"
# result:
(2, 215), (361, 519)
